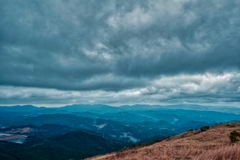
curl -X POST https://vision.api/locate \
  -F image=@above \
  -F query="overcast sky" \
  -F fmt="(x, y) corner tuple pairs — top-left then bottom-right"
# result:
(1, 0), (240, 107)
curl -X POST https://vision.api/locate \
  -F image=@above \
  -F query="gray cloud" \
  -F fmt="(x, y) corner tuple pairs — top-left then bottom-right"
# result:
(0, 0), (240, 105)
(1, 72), (240, 106)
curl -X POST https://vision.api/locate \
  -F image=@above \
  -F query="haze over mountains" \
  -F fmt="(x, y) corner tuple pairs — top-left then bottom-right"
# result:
(1, 104), (240, 159)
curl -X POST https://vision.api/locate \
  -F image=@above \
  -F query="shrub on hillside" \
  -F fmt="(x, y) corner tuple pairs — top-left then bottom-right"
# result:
(229, 131), (240, 143)
(200, 126), (210, 132)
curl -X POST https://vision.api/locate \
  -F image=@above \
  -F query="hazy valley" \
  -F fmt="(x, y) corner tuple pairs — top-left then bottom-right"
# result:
(1, 104), (240, 160)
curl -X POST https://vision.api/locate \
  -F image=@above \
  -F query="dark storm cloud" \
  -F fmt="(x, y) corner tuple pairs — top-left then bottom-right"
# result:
(110, 0), (240, 77)
(0, 0), (240, 105)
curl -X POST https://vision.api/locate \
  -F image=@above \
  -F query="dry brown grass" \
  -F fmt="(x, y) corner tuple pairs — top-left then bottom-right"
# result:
(87, 122), (240, 160)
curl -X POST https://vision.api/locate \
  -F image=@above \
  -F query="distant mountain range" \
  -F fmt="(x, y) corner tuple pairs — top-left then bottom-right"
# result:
(9, 113), (175, 142)
(0, 104), (240, 159)
(1, 104), (240, 114)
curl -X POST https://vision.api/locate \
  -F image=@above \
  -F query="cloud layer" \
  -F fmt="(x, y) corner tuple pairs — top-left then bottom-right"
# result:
(1, 0), (240, 105)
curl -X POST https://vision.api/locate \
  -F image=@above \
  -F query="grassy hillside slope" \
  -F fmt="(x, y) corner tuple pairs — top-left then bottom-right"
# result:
(87, 122), (240, 160)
